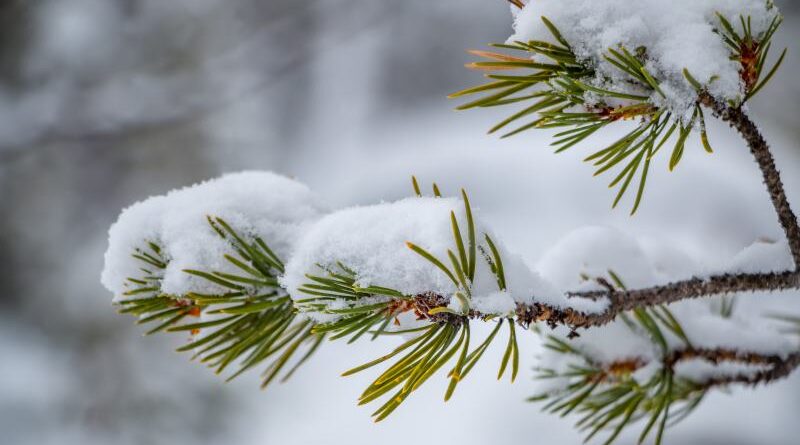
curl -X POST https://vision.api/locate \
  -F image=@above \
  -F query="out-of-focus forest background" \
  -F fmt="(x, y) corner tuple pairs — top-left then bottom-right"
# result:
(1, 1), (799, 444)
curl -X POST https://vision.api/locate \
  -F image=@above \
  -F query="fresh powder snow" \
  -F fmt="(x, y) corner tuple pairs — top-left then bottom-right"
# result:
(101, 171), (325, 300)
(509, 0), (780, 120)
(281, 196), (579, 322)
(102, 169), (798, 384)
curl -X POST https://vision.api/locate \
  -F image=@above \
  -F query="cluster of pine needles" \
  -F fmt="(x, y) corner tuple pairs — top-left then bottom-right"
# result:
(452, 12), (785, 214)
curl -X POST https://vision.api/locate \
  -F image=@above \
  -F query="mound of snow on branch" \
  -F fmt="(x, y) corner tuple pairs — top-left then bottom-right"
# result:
(282, 197), (599, 321)
(533, 225), (798, 392)
(101, 171), (324, 300)
(510, 0), (779, 118)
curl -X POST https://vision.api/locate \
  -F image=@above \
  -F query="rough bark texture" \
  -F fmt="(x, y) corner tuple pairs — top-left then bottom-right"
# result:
(540, 271), (800, 330)
(665, 348), (800, 387)
(512, 98), (800, 332)
(409, 100), (800, 388)
(700, 92), (800, 270)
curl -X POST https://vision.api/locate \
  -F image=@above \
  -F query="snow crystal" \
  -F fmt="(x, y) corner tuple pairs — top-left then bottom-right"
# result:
(101, 171), (324, 301)
(509, 0), (779, 118)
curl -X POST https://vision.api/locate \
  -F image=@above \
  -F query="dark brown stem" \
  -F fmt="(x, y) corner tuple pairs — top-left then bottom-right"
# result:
(536, 271), (799, 329)
(513, 99), (800, 331)
(595, 349), (800, 390)
(512, 99), (800, 384)
(415, 271), (796, 333)
(700, 93), (800, 270)
(665, 348), (800, 387)
(410, 98), (800, 382)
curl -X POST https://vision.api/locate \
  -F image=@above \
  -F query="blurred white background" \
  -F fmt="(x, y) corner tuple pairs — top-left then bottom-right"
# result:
(1, 1), (799, 444)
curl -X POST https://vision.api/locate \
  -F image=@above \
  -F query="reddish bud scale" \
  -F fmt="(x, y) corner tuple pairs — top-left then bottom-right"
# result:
(739, 41), (760, 92)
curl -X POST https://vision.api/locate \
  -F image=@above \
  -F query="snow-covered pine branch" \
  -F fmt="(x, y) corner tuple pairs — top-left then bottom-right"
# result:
(457, 0), (785, 214)
(101, 1), (800, 444)
(101, 167), (800, 440)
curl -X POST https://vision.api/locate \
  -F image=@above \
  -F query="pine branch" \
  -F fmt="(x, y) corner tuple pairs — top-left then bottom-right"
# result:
(453, 12), (786, 213)
(448, 9), (800, 330)
(346, 269), (796, 334)
(104, 4), (800, 439)
(115, 216), (323, 388)
(295, 133), (800, 426)
(527, 271), (798, 445)
(529, 346), (800, 445)
(664, 348), (800, 387)
(529, 98), (800, 331)
(699, 92), (800, 270)
(556, 271), (800, 329)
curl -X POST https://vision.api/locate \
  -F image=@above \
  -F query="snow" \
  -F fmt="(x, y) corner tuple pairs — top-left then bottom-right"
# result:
(101, 171), (324, 301)
(632, 360), (662, 385)
(675, 359), (772, 383)
(471, 291), (517, 316)
(103, 174), (611, 319)
(723, 238), (793, 274)
(533, 224), (798, 394)
(534, 304), (795, 394)
(509, 0), (780, 119)
(567, 321), (658, 364)
(536, 226), (659, 291)
(283, 196), (574, 320)
(671, 302), (797, 355)
(283, 197), (466, 299)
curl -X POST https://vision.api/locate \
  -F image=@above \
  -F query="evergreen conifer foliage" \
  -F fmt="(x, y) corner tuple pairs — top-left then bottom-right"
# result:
(102, 1), (800, 443)
(456, 1), (786, 214)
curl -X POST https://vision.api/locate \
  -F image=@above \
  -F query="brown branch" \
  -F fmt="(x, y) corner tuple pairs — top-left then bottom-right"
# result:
(665, 348), (800, 388)
(403, 97), (800, 384)
(513, 99), (800, 331)
(593, 348), (800, 389)
(515, 99), (800, 385)
(411, 271), (798, 333)
(530, 271), (799, 329)
(700, 92), (800, 270)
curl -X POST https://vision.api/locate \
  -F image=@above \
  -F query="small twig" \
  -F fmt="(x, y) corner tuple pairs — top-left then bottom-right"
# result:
(665, 348), (800, 387)
(595, 348), (800, 390)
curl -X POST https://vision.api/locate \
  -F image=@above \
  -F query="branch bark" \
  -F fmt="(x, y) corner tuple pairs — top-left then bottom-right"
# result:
(510, 99), (800, 386)
(665, 348), (800, 388)
(513, 98), (800, 331)
(516, 271), (798, 329)
(700, 93), (800, 270)
(406, 99), (800, 386)
(591, 348), (800, 390)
